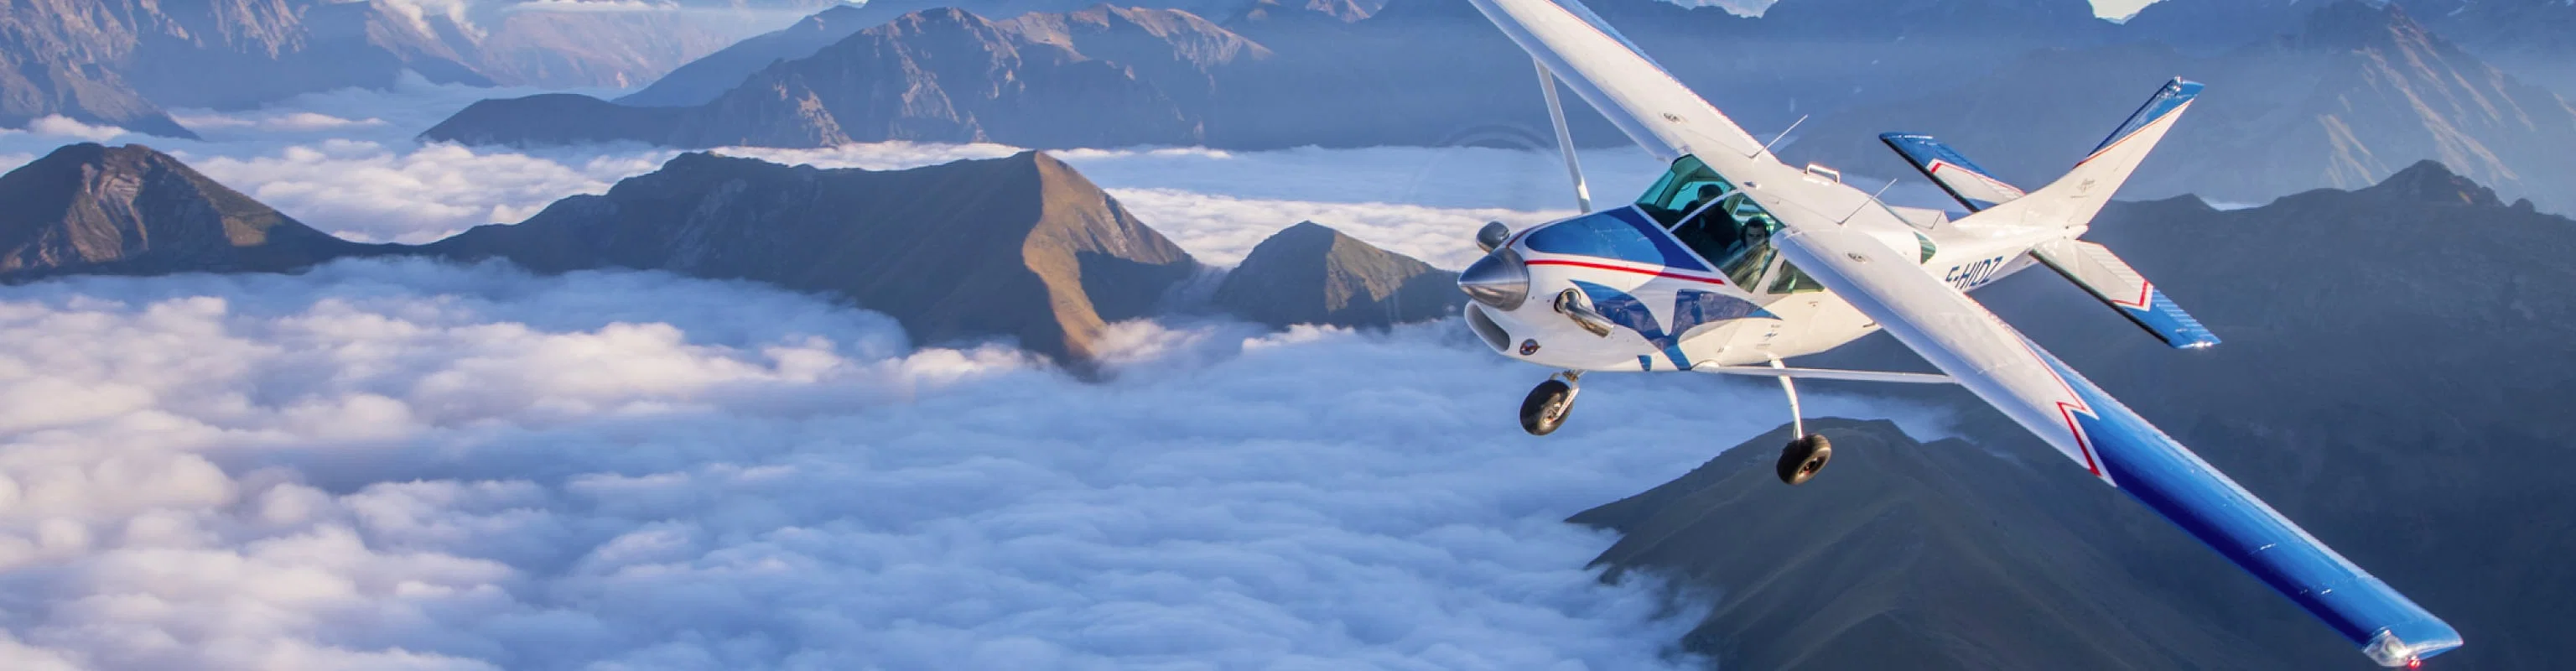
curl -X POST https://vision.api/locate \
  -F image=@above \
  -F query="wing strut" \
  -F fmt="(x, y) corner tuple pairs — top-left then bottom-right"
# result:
(1535, 59), (1592, 211)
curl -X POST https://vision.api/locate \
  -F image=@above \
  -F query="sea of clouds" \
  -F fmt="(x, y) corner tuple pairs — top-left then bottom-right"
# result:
(0, 258), (1933, 669)
(0, 80), (1943, 669)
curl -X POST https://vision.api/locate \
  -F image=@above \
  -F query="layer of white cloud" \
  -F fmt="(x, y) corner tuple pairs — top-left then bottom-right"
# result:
(0, 257), (1939, 669)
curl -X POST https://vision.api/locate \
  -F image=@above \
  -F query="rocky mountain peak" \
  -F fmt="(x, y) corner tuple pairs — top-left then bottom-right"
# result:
(1210, 221), (1460, 329)
(2356, 159), (2506, 206)
(0, 143), (361, 279)
(1236, 0), (1378, 24)
(428, 149), (1197, 363)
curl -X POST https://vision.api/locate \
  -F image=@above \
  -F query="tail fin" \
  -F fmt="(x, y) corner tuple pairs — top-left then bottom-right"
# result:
(1955, 78), (2202, 231)
(1880, 133), (2027, 212)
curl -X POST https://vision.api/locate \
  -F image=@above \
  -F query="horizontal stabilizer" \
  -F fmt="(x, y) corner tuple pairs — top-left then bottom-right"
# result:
(1879, 133), (2026, 211)
(2031, 239), (2218, 349)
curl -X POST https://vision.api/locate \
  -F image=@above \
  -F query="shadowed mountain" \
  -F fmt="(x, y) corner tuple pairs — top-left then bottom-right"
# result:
(94, 0), (496, 112)
(1792, 1), (2576, 214)
(615, 4), (884, 107)
(1211, 221), (1461, 329)
(465, 4), (780, 90)
(2417, 0), (2576, 97)
(428, 6), (1254, 148)
(0, 142), (1467, 365)
(1777, 161), (2576, 668)
(0, 0), (835, 133)
(2114, 0), (2307, 54)
(1574, 419), (2333, 669)
(432, 0), (2189, 152)
(616, 0), (1290, 108)
(0, 143), (372, 280)
(423, 150), (1199, 362)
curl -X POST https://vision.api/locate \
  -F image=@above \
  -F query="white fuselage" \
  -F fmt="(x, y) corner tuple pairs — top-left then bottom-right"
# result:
(1461, 161), (2055, 373)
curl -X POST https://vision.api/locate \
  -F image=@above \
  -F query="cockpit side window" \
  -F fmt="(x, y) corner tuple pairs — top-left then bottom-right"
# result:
(1633, 156), (1735, 226)
(1637, 155), (1787, 289)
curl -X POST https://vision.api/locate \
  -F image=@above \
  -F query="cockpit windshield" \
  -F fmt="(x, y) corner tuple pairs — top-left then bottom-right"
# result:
(1633, 155), (1785, 288)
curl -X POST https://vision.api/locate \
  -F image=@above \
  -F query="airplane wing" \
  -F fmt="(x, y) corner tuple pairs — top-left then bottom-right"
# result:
(1772, 222), (2461, 668)
(1467, 0), (1767, 165)
(1467, 0), (2463, 665)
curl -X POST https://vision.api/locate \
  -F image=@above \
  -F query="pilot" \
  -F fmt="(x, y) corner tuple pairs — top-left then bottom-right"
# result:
(1672, 185), (1737, 259)
(1683, 184), (1724, 215)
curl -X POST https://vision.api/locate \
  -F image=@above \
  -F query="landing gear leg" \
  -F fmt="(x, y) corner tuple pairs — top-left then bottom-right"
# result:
(1769, 359), (1832, 485)
(1520, 371), (1581, 435)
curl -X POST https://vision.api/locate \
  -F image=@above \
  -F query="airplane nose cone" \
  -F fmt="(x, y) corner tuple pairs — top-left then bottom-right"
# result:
(1458, 247), (1530, 310)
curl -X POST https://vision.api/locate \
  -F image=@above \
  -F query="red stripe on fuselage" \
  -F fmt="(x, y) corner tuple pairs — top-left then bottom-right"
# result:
(1525, 259), (1728, 286)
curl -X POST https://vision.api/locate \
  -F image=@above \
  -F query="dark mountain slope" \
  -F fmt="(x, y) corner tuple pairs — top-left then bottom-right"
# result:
(425, 150), (1199, 362)
(0, 143), (371, 280)
(1575, 419), (2330, 669)
(1211, 221), (1460, 328)
(428, 7), (1247, 149)
(2411, 0), (2576, 97)
(434, 0), (2174, 152)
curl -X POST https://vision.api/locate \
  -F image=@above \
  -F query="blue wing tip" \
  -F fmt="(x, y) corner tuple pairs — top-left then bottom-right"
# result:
(2365, 619), (2464, 667)
(2169, 333), (2221, 350)
(2128, 289), (2220, 350)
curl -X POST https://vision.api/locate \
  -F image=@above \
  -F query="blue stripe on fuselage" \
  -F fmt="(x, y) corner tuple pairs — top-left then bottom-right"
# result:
(2035, 349), (2460, 661)
(1521, 207), (1711, 273)
(1573, 279), (1774, 370)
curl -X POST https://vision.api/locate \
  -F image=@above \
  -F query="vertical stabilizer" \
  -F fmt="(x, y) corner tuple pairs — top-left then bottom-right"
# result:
(1956, 78), (2202, 232)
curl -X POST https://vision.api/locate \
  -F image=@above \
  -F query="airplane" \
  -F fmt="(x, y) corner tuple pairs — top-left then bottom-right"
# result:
(1453, 0), (2462, 667)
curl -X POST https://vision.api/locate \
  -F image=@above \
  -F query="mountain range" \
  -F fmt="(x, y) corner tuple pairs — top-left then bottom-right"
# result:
(1793, 2), (2576, 214)
(0, 143), (1458, 363)
(0, 0), (837, 138)
(414, 0), (2576, 217)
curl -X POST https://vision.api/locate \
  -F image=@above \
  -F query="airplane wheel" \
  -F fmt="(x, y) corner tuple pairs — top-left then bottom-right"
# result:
(1776, 434), (1832, 486)
(1519, 379), (1576, 435)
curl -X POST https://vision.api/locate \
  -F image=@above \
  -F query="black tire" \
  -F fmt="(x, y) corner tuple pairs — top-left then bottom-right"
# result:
(1519, 379), (1576, 435)
(1775, 434), (1833, 485)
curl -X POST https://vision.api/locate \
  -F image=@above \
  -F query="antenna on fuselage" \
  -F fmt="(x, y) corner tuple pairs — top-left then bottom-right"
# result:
(1756, 115), (1809, 160)
(1842, 176), (1905, 222)
(1534, 59), (1592, 211)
